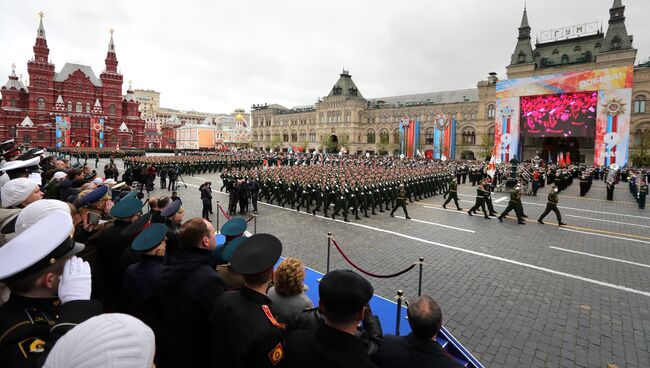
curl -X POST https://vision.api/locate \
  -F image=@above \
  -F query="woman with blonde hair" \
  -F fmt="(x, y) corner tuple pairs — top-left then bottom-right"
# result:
(267, 257), (314, 326)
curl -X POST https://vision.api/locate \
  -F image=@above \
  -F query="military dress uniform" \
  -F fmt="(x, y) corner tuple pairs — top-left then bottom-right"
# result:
(209, 234), (286, 368)
(538, 189), (566, 226)
(390, 185), (410, 219)
(0, 213), (102, 368)
(442, 180), (462, 210)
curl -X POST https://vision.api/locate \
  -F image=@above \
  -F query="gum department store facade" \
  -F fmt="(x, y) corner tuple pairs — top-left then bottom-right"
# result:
(250, 1), (650, 161)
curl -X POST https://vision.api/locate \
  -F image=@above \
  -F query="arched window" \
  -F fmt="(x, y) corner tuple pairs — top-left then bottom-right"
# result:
(299, 131), (306, 142)
(561, 54), (569, 63)
(461, 130), (476, 145)
(574, 46), (582, 52)
(367, 130), (376, 144)
(379, 130), (389, 144)
(76, 102), (82, 113)
(86, 102), (91, 113)
(37, 130), (45, 141)
(109, 104), (116, 115)
(487, 105), (496, 119)
(424, 128), (434, 145)
(309, 131), (316, 143)
(67, 101), (72, 111)
(517, 52), (526, 63)
(634, 96), (646, 114)
(291, 132), (297, 142)
(23, 134), (31, 144)
(282, 132), (289, 142)
(37, 97), (46, 110)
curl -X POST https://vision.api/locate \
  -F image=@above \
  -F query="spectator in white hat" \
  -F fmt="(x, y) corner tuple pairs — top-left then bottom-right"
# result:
(15, 199), (72, 235)
(1, 178), (43, 208)
(43, 313), (155, 368)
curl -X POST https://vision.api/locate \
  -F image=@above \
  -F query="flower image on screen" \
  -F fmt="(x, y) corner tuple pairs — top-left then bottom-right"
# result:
(520, 91), (597, 137)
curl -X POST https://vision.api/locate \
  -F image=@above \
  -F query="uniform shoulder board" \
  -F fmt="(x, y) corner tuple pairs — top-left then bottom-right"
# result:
(262, 305), (286, 330)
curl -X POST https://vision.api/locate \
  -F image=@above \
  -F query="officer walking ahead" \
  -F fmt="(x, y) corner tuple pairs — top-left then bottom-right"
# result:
(442, 178), (462, 211)
(538, 186), (567, 226)
(390, 183), (411, 219)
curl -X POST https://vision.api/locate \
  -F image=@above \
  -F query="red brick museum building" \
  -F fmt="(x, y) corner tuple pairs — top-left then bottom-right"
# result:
(0, 15), (145, 148)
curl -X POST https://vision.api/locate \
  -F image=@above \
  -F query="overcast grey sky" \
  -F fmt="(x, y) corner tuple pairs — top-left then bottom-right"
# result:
(1, 0), (648, 113)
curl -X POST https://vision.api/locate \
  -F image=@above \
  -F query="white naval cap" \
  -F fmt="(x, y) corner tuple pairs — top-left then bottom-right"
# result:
(15, 199), (71, 235)
(1, 178), (39, 208)
(0, 211), (82, 282)
(0, 156), (41, 173)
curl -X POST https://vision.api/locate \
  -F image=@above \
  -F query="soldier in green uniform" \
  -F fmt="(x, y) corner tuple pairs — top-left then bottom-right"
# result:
(331, 186), (350, 222)
(637, 179), (647, 209)
(468, 182), (491, 219)
(442, 178), (462, 210)
(538, 186), (566, 226)
(498, 184), (525, 224)
(390, 183), (411, 219)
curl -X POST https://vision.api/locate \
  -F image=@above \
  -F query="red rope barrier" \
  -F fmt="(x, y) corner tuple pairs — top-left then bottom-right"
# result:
(246, 216), (255, 223)
(331, 238), (416, 278)
(218, 204), (231, 220)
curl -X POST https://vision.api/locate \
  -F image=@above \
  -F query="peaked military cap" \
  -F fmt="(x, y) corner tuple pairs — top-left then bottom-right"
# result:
(110, 197), (143, 218)
(131, 223), (167, 252)
(0, 212), (83, 282)
(220, 218), (247, 236)
(222, 235), (248, 263)
(230, 233), (282, 275)
(319, 269), (374, 315)
(122, 213), (151, 238)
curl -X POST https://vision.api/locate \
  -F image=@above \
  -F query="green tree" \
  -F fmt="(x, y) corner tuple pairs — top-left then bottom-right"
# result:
(479, 132), (494, 159)
(631, 130), (650, 167)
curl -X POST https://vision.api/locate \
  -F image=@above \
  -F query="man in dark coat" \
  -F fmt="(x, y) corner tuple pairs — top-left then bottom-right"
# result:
(284, 269), (378, 368)
(375, 296), (463, 368)
(120, 223), (167, 367)
(158, 218), (224, 368)
(209, 234), (286, 368)
(95, 197), (143, 311)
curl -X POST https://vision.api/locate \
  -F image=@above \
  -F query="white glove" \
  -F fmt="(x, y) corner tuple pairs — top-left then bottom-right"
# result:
(58, 256), (92, 304)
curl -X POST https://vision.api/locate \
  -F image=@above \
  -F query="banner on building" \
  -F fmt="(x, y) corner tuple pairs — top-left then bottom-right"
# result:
(90, 118), (105, 148)
(399, 117), (420, 157)
(432, 114), (456, 160)
(494, 66), (633, 167)
(55, 115), (71, 148)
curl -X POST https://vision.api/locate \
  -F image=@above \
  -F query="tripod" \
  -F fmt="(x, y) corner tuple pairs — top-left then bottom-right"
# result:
(177, 174), (188, 189)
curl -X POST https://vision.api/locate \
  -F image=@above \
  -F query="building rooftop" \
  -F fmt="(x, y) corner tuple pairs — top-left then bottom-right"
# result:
(368, 88), (479, 108)
(54, 63), (103, 87)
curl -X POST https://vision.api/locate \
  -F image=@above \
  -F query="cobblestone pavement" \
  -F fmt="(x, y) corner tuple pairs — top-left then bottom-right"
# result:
(92, 156), (650, 368)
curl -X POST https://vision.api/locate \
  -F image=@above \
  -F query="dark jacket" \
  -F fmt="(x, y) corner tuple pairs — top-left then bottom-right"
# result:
(284, 322), (378, 368)
(0, 295), (102, 367)
(121, 254), (166, 367)
(158, 247), (225, 368)
(209, 286), (286, 368)
(375, 333), (463, 368)
(96, 219), (138, 311)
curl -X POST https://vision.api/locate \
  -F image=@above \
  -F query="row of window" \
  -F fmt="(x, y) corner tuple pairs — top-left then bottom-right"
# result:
(34, 97), (118, 115)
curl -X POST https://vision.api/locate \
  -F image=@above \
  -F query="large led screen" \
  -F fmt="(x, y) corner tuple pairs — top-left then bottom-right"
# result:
(520, 91), (597, 137)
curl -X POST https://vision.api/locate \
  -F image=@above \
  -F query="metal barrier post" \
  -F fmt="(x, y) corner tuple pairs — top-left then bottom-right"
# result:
(253, 214), (257, 234)
(326, 232), (332, 273)
(395, 290), (404, 336)
(216, 200), (220, 230)
(418, 257), (424, 296)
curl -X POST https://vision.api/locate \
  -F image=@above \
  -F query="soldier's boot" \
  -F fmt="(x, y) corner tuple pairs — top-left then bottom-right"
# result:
(344, 215), (350, 222)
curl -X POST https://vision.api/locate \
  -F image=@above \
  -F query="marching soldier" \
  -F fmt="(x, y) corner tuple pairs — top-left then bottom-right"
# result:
(390, 183), (411, 219)
(442, 178), (462, 210)
(538, 186), (567, 226)
(498, 184), (525, 225)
